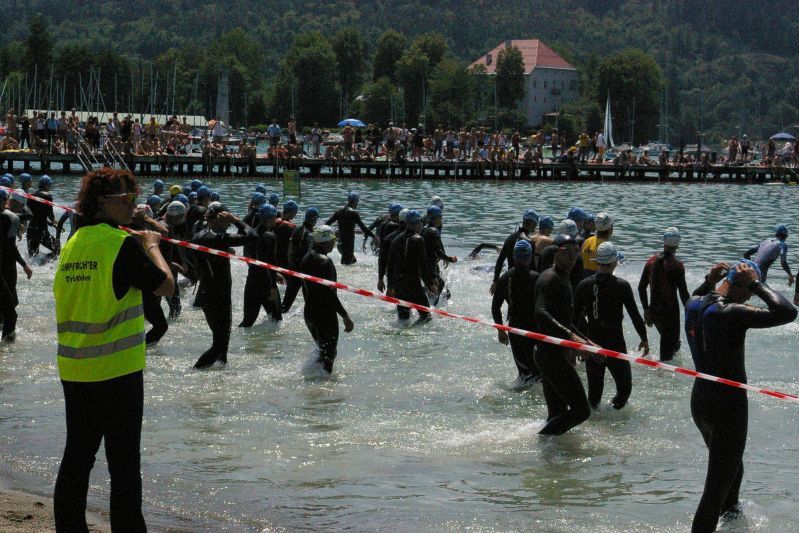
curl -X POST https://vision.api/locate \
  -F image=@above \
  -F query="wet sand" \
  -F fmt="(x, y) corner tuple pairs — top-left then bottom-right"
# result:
(0, 486), (109, 532)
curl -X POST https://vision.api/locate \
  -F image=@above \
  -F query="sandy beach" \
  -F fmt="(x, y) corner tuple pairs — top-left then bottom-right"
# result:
(0, 487), (109, 533)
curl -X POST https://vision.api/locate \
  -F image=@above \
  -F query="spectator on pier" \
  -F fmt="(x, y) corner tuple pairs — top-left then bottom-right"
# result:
(46, 112), (59, 152)
(5, 108), (17, 140)
(132, 118), (142, 153)
(595, 132), (606, 162)
(145, 116), (160, 140)
(18, 112), (30, 149)
(740, 135), (750, 161)
(267, 119), (281, 148)
(311, 123), (322, 157)
(727, 137), (739, 164)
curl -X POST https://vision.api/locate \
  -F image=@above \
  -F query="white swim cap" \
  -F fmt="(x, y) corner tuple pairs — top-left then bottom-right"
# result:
(663, 227), (681, 247)
(594, 212), (614, 232)
(557, 219), (578, 237)
(166, 201), (186, 216)
(312, 224), (336, 244)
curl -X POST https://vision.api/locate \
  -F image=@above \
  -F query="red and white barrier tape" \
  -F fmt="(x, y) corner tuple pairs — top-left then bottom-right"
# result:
(3, 184), (798, 403)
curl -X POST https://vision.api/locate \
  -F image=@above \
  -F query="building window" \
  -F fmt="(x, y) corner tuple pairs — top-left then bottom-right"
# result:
(534, 96), (537, 102)
(533, 80), (537, 88)
(569, 80), (577, 91)
(561, 81), (564, 89)
(544, 81), (548, 89)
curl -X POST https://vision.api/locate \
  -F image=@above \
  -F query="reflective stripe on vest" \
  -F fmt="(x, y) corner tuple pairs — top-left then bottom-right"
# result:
(53, 223), (146, 382)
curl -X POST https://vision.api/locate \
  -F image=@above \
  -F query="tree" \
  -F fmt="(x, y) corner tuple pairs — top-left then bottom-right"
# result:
(427, 58), (475, 129)
(24, 14), (53, 73)
(396, 46), (431, 125)
(372, 30), (406, 83)
(332, 28), (367, 102)
(355, 76), (400, 125)
(409, 33), (447, 68)
(596, 48), (664, 144)
(271, 32), (338, 126)
(495, 45), (525, 109)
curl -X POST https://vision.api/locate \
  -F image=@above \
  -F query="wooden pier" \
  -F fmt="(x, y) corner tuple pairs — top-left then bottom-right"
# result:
(0, 151), (795, 183)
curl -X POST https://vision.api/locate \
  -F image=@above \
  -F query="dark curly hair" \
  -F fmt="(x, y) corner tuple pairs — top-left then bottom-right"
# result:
(76, 168), (138, 221)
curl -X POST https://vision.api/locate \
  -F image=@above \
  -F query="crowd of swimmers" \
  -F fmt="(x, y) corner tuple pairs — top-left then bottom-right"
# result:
(2, 172), (799, 531)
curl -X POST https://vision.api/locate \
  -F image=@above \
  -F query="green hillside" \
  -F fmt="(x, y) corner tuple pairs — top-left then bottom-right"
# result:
(0, 0), (796, 143)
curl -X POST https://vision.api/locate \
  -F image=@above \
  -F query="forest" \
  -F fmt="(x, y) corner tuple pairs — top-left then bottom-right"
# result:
(0, 0), (797, 144)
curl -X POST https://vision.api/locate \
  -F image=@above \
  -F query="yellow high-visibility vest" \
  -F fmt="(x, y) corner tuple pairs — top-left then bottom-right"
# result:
(53, 223), (145, 382)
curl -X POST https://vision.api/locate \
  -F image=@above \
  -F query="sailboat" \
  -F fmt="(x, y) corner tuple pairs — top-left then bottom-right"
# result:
(603, 94), (614, 149)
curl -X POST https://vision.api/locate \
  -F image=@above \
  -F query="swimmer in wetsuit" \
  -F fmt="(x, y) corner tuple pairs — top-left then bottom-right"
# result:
(537, 219), (585, 290)
(300, 225), (355, 373)
(377, 208), (407, 294)
(534, 234), (593, 435)
(638, 227), (690, 361)
(742, 224), (794, 285)
(685, 260), (796, 533)
(490, 209), (538, 295)
(192, 202), (257, 368)
(282, 207), (319, 313)
(421, 205), (457, 305)
(325, 191), (375, 265)
(491, 239), (541, 386)
(574, 242), (648, 409)
(0, 190), (34, 342)
(239, 204), (283, 327)
(581, 211), (613, 278)
(467, 243), (500, 259)
(27, 175), (58, 258)
(387, 209), (438, 323)
(365, 203), (401, 252)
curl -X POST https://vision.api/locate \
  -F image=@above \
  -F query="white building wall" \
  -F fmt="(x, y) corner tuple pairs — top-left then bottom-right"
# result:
(522, 68), (579, 127)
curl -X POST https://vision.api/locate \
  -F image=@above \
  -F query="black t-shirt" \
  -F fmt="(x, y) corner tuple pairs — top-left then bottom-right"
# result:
(98, 229), (167, 300)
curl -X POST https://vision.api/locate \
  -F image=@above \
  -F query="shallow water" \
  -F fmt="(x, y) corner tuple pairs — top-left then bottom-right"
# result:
(1, 178), (798, 531)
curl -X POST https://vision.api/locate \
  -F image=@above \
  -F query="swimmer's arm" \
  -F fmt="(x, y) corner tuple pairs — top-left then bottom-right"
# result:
(535, 288), (579, 341)
(355, 213), (375, 240)
(676, 263), (690, 306)
(324, 210), (338, 226)
(637, 262), (651, 309)
(779, 244), (792, 276)
(491, 277), (507, 325)
(493, 237), (512, 283)
(623, 282), (648, 342)
(326, 262), (348, 317)
(727, 281), (797, 328)
(742, 245), (758, 260)
(571, 285), (589, 334)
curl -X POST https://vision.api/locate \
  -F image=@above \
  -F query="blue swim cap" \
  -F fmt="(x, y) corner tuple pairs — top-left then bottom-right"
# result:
(427, 205), (442, 218)
(175, 194), (189, 206)
(210, 191), (221, 202)
(147, 194), (162, 206)
(153, 179), (165, 191)
(568, 207), (587, 222)
(182, 185), (192, 196)
(389, 202), (403, 215)
(305, 207), (320, 220)
(0, 176), (11, 187)
(776, 224), (789, 237)
(283, 199), (299, 213)
(188, 191), (198, 201)
(39, 175), (53, 188)
(405, 209), (421, 225)
(258, 204), (278, 219)
(0, 189), (8, 200)
(523, 209), (539, 223)
(539, 216), (555, 230)
(513, 239), (533, 261)
(20, 173), (32, 184)
(196, 185), (211, 199)
(269, 193), (280, 206)
(347, 191), (360, 202)
(726, 259), (763, 285)
(190, 179), (203, 191)
(255, 184), (267, 194)
(251, 192), (267, 206)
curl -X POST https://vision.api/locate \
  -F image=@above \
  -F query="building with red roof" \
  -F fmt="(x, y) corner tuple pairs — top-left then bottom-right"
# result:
(470, 39), (579, 127)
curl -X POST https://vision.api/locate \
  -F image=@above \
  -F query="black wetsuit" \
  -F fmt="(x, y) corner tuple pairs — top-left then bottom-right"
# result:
(378, 218), (400, 244)
(388, 228), (435, 321)
(491, 265), (540, 379)
(421, 223), (453, 304)
(368, 213), (391, 251)
(574, 273), (647, 409)
(27, 189), (57, 257)
(300, 249), (348, 372)
(239, 224), (280, 327)
(274, 218), (295, 268)
(534, 266), (591, 435)
(639, 251), (690, 360)
(192, 220), (256, 368)
(685, 279), (796, 533)
(537, 244), (585, 290)
(493, 227), (528, 284)
(0, 209), (26, 340)
(378, 224), (405, 291)
(326, 205), (374, 265)
(161, 220), (192, 319)
(282, 221), (315, 313)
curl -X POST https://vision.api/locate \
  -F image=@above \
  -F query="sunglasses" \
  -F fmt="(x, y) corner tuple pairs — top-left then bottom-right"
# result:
(103, 192), (139, 204)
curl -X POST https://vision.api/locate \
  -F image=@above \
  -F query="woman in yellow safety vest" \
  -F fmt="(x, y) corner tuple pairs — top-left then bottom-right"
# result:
(52, 168), (174, 532)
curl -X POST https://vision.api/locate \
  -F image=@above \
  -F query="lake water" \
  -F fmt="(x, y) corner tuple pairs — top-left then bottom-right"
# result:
(1, 178), (798, 531)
